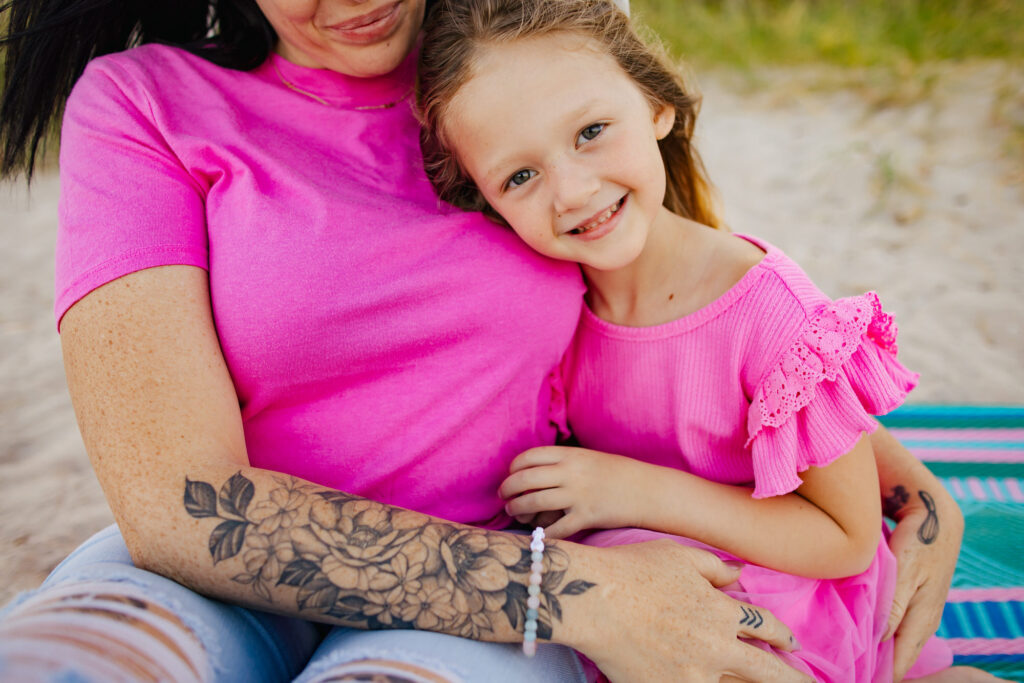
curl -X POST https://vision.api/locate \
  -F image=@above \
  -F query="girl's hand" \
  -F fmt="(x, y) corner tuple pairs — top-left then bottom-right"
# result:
(564, 540), (813, 683)
(499, 446), (646, 538)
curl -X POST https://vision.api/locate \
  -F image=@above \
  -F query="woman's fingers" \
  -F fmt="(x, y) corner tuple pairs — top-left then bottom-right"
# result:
(724, 642), (815, 683)
(681, 544), (743, 588)
(885, 569), (918, 641)
(734, 603), (799, 652)
(892, 588), (939, 681)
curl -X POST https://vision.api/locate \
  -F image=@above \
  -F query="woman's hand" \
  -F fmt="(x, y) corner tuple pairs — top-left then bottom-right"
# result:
(500, 446), (648, 538)
(872, 426), (964, 681)
(561, 539), (813, 683)
(884, 490), (963, 680)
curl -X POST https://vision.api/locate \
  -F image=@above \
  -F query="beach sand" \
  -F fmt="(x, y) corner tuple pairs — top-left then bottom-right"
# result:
(1, 63), (1022, 607)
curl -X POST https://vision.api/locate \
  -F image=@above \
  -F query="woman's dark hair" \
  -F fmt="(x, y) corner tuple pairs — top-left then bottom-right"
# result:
(0, 0), (275, 180)
(418, 0), (721, 229)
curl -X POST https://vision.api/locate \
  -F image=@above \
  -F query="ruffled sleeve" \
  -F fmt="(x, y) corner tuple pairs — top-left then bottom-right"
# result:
(745, 292), (918, 498)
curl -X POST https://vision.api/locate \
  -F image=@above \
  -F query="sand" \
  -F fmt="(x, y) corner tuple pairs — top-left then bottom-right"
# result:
(1, 62), (1022, 608)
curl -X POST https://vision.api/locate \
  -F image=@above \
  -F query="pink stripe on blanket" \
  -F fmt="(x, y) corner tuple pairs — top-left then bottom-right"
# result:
(967, 477), (989, 501)
(1007, 478), (1024, 502)
(889, 428), (1024, 442)
(911, 448), (1024, 463)
(947, 588), (1024, 603)
(944, 638), (1024, 655)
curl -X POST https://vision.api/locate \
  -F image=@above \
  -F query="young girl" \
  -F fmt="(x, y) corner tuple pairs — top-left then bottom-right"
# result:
(417, 1), (1000, 681)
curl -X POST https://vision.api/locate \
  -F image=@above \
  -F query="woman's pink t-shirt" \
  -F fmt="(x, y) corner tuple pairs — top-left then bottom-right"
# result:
(56, 44), (584, 527)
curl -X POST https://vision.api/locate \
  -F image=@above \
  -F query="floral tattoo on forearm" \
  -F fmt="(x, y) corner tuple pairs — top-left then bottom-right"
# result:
(184, 473), (594, 639)
(882, 485), (939, 545)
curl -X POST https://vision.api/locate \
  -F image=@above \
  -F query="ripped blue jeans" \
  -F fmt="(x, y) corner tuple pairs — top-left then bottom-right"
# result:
(0, 525), (588, 682)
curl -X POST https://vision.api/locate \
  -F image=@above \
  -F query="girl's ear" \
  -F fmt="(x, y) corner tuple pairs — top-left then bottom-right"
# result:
(653, 101), (675, 140)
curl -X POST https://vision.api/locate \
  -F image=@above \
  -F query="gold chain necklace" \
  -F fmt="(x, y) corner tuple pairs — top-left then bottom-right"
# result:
(272, 62), (410, 111)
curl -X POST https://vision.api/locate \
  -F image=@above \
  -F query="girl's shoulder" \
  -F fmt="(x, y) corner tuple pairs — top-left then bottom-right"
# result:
(728, 233), (830, 316)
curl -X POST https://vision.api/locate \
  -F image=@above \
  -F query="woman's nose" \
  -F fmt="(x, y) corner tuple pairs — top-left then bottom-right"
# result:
(551, 161), (600, 215)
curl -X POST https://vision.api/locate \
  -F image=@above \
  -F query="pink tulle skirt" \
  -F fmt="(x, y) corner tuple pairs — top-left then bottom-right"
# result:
(578, 527), (952, 682)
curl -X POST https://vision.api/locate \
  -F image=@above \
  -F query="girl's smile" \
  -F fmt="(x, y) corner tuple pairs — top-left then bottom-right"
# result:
(566, 195), (627, 240)
(446, 32), (675, 273)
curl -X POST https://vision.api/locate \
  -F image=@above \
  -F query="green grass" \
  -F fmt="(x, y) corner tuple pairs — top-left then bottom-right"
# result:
(632, 0), (1024, 70)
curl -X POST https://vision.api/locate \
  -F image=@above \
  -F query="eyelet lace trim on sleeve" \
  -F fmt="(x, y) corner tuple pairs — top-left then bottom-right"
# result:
(746, 292), (899, 445)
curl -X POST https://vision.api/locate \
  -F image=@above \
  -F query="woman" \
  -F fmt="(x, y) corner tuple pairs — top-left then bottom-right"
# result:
(0, 0), (962, 680)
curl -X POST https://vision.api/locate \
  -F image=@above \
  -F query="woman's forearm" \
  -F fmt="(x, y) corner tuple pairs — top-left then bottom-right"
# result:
(133, 461), (601, 647)
(872, 425), (963, 536)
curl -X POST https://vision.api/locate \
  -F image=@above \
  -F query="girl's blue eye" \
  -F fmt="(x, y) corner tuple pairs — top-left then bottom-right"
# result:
(507, 169), (536, 189)
(577, 123), (605, 145)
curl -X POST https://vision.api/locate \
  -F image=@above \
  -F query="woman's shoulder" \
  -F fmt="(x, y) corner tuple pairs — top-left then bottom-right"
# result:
(75, 44), (248, 102)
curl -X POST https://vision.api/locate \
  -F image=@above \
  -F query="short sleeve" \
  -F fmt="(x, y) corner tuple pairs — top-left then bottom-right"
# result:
(745, 292), (918, 498)
(55, 54), (208, 328)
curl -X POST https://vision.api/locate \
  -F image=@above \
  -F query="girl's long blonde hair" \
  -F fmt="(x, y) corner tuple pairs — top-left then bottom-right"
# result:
(418, 0), (721, 229)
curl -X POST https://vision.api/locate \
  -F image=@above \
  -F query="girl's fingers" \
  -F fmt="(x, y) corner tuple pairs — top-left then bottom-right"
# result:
(504, 488), (570, 518)
(530, 510), (564, 529)
(498, 465), (561, 499)
(542, 513), (585, 539)
(507, 446), (568, 473)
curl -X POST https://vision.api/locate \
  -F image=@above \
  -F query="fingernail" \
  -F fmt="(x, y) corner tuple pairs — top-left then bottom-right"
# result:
(790, 635), (802, 651)
(723, 560), (745, 572)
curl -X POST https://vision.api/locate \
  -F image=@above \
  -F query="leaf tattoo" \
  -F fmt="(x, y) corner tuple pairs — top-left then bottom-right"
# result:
(184, 473), (595, 641)
(184, 479), (218, 518)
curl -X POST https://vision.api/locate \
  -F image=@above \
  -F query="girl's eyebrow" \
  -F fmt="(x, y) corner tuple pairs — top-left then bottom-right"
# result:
(479, 98), (605, 188)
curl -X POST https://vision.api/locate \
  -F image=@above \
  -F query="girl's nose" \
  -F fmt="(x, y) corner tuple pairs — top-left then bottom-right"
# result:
(551, 160), (600, 215)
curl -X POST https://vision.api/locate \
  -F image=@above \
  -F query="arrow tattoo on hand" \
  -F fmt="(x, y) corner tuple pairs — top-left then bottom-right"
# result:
(740, 605), (763, 628)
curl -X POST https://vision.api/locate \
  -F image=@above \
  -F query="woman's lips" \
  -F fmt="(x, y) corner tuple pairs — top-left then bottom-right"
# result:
(324, 2), (403, 44)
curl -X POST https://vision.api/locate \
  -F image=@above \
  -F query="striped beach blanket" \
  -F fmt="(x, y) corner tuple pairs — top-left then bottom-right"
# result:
(881, 406), (1024, 682)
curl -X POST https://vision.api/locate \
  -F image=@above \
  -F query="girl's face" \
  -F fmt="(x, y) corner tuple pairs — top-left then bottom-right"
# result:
(445, 32), (675, 272)
(254, 0), (426, 77)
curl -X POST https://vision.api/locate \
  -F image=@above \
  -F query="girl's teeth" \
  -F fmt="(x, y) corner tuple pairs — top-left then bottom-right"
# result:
(578, 199), (621, 233)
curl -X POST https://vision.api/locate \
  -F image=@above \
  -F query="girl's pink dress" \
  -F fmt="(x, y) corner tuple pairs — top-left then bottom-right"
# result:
(559, 236), (953, 682)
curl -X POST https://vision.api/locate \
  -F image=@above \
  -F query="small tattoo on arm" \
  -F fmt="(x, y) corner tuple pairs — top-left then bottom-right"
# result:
(184, 473), (595, 640)
(883, 485), (910, 518)
(917, 490), (939, 544)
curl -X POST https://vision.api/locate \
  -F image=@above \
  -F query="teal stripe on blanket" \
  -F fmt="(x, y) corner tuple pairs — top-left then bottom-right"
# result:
(929, 463), (1024, 478)
(902, 440), (1024, 450)
(879, 405), (1024, 429)
(951, 656), (1024, 682)
(952, 502), (1024, 589)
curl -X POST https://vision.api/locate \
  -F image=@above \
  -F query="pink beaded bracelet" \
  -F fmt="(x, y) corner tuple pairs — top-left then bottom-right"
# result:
(523, 526), (545, 657)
